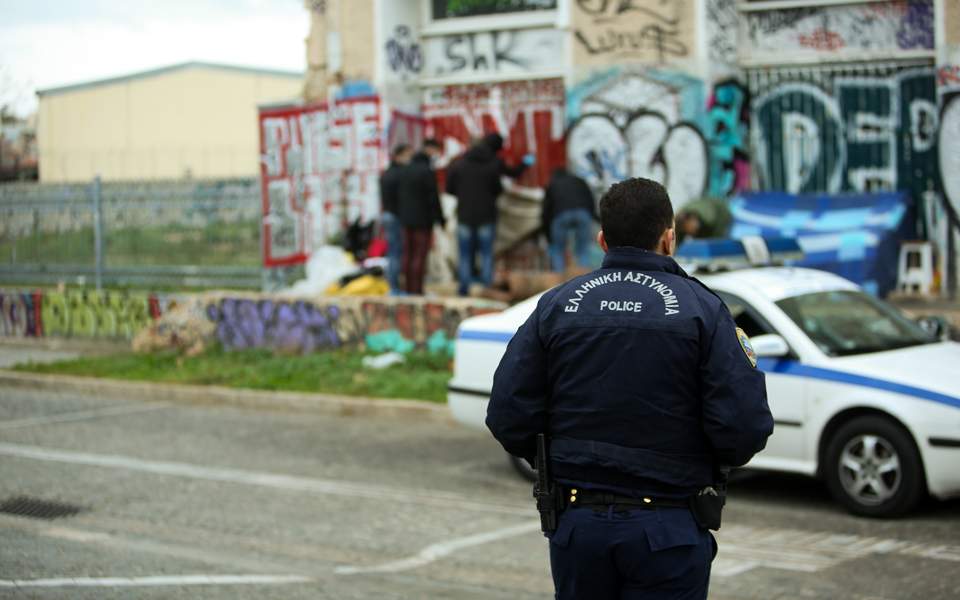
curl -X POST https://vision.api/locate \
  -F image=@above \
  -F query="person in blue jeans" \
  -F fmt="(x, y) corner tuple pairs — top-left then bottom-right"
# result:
(542, 167), (598, 272)
(379, 144), (413, 293)
(446, 133), (532, 296)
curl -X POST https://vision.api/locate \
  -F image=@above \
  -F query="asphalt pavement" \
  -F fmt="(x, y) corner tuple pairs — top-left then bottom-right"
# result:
(1, 382), (959, 599)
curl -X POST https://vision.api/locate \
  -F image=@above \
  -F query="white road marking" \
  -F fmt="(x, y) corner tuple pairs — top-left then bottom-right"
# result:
(712, 524), (960, 577)
(0, 442), (530, 517)
(0, 575), (312, 588)
(0, 402), (170, 430)
(335, 521), (542, 575)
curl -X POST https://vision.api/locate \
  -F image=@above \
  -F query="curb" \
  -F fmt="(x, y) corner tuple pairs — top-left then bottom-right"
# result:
(0, 370), (454, 424)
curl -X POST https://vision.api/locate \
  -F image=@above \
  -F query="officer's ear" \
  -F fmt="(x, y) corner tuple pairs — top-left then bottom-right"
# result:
(597, 230), (609, 253)
(658, 227), (676, 256)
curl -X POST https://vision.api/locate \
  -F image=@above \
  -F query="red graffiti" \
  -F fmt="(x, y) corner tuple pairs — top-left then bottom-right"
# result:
(798, 29), (845, 51)
(939, 65), (960, 87)
(423, 79), (566, 188)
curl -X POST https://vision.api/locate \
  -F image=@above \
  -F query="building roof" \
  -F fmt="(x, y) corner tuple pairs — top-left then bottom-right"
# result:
(36, 61), (304, 97)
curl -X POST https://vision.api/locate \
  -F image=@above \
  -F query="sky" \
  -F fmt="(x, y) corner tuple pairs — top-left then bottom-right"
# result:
(0, 0), (308, 117)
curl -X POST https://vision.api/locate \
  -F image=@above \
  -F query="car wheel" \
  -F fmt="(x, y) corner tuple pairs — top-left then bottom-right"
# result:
(823, 416), (924, 518)
(509, 454), (537, 482)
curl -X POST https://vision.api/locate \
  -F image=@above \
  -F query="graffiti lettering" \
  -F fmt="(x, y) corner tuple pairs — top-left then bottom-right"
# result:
(706, 80), (750, 197)
(572, 0), (689, 65)
(425, 29), (562, 78)
(940, 93), (960, 219)
(259, 98), (383, 266)
(752, 69), (938, 200)
(385, 25), (422, 77)
(0, 289), (166, 341)
(205, 297), (499, 356)
(745, 1), (934, 58)
(423, 79), (566, 188)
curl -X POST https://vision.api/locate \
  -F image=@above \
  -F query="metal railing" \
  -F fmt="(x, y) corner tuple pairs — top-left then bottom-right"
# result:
(0, 177), (264, 289)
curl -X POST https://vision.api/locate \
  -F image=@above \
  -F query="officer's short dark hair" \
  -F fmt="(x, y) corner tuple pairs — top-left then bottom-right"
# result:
(599, 178), (674, 251)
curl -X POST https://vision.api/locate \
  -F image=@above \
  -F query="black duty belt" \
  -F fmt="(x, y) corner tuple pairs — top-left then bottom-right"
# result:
(565, 488), (689, 510)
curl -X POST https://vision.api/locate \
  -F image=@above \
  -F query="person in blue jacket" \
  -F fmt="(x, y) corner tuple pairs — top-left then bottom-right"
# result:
(486, 177), (773, 600)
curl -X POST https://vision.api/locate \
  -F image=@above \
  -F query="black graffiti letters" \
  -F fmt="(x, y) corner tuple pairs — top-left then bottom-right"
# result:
(574, 25), (687, 62)
(576, 0), (677, 23)
(386, 25), (422, 76)
(443, 30), (527, 73)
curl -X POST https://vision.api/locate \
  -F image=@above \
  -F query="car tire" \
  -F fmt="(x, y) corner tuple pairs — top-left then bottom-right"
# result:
(823, 416), (925, 518)
(509, 454), (537, 482)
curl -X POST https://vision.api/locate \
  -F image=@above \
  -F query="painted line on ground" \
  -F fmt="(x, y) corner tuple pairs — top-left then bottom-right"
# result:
(0, 443), (530, 517)
(0, 402), (171, 430)
(335, 521), (542, 575)
(0, 575), (313, 588)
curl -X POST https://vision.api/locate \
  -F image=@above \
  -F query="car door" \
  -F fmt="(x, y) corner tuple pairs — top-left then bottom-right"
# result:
(717, 291), (808, 470)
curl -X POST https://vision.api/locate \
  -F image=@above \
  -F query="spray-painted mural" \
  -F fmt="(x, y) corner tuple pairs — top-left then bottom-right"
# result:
(744, 1), (934, 59)
(0, 289), (170, 340)
(565, 68), (748, 209)
(259, 98), (384, 267)
(423, 79), (566, 188)
(205, 296), (501, 356)
(750, 67), (939, 206)
(940, 77), (960, 220)
(423, 28), (563, 79)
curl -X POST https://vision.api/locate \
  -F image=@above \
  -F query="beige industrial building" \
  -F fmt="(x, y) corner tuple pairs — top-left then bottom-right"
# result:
(36, 62), (303, 182)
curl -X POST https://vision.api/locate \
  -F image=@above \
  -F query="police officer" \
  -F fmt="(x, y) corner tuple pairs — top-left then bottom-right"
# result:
(486, 177), (773, 600)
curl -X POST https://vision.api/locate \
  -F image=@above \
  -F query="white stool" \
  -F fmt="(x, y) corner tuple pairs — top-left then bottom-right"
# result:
(897, 241), (935, 295)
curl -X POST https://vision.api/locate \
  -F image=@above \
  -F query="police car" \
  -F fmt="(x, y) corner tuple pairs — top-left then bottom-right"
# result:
(447, 240), (960, 518)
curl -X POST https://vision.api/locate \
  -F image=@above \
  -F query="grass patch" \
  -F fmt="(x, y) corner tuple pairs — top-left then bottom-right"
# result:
(2, 221), (261, 267)
(14, 347), (452, 403)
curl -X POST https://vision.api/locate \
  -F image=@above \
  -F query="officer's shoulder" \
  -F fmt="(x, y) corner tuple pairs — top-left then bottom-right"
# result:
(680, 274), (727, 313)
(537, 270), (600, 309)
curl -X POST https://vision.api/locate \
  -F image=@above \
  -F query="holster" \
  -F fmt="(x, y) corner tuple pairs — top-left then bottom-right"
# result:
(689, 486), (725, 531)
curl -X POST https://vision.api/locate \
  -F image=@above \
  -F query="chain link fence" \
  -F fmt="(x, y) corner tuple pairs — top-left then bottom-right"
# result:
(0, 178), (264, 289)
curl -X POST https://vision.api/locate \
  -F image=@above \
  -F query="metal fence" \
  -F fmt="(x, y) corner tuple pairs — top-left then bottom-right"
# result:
(0, 177), (263, 289)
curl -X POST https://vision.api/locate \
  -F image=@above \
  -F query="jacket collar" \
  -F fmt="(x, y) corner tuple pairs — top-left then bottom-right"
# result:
(601, 247), (688, 276)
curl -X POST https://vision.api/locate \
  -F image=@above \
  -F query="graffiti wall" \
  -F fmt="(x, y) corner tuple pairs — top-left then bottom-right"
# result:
(744, 1), (934, 60)
(204, 295), (503, 356)
(0, 289), (170, 340)
(259, 98), (384, 267)
(565, 68), (749, 209)
(423, 79), (566, 188)
(749, 66), (939, 207)
(423, 28), (563, 80)
(571, 0), (695, 66)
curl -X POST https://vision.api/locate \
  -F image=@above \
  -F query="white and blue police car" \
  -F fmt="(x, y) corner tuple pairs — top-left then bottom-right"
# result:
(447, 239), (960, 518)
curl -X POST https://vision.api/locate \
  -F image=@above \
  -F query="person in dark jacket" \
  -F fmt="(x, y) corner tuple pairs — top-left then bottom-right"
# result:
(380, 144), (413, 292)
(396, 139), (445, 295)
(541, 167), (598, 272)
(487, 177), (773, 600)
(446, 132), (532, 296)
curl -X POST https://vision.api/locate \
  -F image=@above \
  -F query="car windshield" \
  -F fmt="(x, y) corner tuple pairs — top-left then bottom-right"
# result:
(775, 290), (936, 357)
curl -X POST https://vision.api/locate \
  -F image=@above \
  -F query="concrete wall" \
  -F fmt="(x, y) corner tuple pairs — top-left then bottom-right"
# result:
(37, 64), (303, 182)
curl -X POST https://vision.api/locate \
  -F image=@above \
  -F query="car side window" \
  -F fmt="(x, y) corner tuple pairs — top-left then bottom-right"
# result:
(717, 292), (775, 338)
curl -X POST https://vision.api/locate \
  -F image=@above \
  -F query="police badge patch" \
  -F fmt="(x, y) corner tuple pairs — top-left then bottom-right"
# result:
(736, 327), (758, 368)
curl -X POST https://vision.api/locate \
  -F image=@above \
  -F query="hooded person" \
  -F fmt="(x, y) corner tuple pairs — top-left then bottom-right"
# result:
(446, 132), (533, 296)
(396, 139), (445, 295)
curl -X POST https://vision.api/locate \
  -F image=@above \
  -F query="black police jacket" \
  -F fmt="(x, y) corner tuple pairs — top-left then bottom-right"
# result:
(486, 247), (774, 497)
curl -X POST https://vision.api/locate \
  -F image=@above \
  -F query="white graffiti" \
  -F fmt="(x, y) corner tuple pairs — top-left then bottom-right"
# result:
(259, 98), (383, 264)
(940, 95), (960, 218)
(567, 112), (708, 210)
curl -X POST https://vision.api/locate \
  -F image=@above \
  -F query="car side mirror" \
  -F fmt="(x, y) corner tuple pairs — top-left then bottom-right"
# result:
(915, 315), (948, 341)
(751, 334), (790, 358)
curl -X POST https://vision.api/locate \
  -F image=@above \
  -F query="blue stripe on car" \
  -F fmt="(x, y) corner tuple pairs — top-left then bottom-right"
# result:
(757, 358), (960, 410)
(458, 329), (960, 411)
(458, 330), (516, 343)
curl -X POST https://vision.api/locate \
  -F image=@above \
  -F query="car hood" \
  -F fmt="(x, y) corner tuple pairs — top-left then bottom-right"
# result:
(828, 341), (960, 403)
